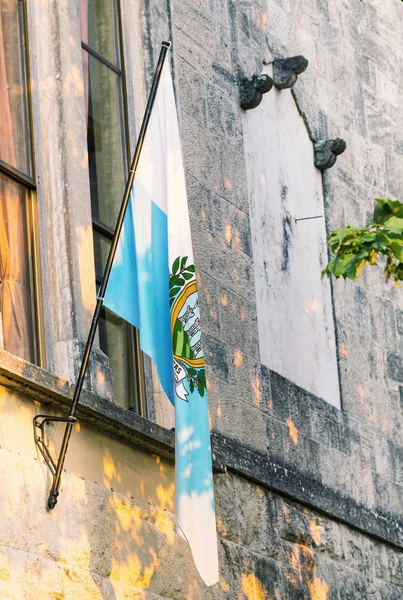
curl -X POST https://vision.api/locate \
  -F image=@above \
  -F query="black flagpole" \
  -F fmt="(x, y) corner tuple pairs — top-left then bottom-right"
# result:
(34, 41), (171, 509)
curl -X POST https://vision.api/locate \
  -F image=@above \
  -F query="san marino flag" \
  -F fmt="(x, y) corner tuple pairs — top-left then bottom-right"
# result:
(103, 54), (219, 586)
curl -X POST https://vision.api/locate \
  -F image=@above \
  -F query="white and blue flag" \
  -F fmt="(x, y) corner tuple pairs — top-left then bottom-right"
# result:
(103, 58), (219, 586)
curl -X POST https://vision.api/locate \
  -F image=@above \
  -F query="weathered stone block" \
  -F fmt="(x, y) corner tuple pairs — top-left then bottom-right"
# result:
(186, 174), (215, 232)
(220, 141), (249, 213)
(337, 566), (369, 599)
(174, 0), (215, 52)
(219, 288), (259, 361)
(175, 29), (213, 80)
(217, 538), (258, 598)
(178, 58), (208, 126)
(214, 473), (269, 554)
(388, 352), (403, 383)
(203, 333), (231, 382)
(210, 194), (252, 256)
(214, 23), (233, 73)
(196, 271), (222, 339)
(233, 357), (271, 413)
(182, 112), (224, 196)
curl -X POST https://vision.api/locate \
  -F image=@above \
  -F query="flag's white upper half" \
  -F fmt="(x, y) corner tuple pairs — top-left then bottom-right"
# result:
(104, 58), (219, 586)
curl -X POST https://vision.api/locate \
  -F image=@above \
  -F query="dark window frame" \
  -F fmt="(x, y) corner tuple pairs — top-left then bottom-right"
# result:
(81, 0), (147, 416)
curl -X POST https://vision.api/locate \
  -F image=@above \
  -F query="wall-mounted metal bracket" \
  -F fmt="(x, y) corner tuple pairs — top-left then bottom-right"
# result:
(34, 414), (77, 507)
(240, 73), (274, 110)
(314, 138), (347, 171)
(273, 55), (308, 89)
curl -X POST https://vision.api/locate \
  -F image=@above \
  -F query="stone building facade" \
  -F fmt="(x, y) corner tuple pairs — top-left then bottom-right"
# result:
(0, 0), (403, 598)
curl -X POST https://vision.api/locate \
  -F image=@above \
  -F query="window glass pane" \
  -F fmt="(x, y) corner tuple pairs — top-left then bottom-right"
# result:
(0, 173), (35, 363)
(93, 229), (111, 281)
(83, 50), (127, 229)
(99, 307), (139, 410)
(0, 0), (32, 175)
(94, 232), (139, 410)
(80, 0), (120, 67)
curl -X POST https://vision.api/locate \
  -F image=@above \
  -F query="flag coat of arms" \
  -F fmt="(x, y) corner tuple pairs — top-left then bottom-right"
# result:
(103, 56), (219, 586)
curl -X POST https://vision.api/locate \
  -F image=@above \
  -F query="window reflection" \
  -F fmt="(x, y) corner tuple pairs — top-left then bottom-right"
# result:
(0, 174), (35, 362)
(0, 0), (37, 365)
(0, 0), (31, 176)
(83, 50), (127, 229)
(80, 0), (120, 67)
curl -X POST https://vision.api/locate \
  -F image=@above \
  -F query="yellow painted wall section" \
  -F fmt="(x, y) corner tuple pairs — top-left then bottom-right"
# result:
(0, 386), (210, 599)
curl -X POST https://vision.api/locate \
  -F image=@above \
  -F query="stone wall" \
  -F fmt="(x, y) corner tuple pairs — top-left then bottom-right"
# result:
(176, 0), (403, 520)
(1, 0), (403, 598)
(173, 0), (403, 595)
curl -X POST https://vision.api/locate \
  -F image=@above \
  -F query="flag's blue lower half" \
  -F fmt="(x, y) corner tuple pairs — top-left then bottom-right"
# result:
(175, 393), (216, 582)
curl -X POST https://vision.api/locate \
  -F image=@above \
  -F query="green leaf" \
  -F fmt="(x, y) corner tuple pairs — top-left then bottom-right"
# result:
(169, 275), (178, 288)
(189, 380), (195, 394)
(172, 257), (180, 276)
(186, 265), (195, 273)
(390, 241), (403, 262)
(384, 216), (403, 233)
(373, 198), (395, 224)
(359, 232), (376, 243)
(176, 277), (185, 286)
(170, 286), (181, 298)
(329, 225), (357, 242)
(181, 256), (188, 270)
(183, 271), (194, 280)
(346, 257), (366, 280)
(373, 231), (392, 248)
(330, 254), (357, 277)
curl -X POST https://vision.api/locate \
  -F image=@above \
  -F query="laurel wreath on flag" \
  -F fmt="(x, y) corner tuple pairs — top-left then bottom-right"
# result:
(170, 256), (207, 398)
(169, 256), (195, 306)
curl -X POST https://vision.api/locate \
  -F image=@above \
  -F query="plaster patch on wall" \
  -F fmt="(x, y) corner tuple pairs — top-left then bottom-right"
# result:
(243, 65), (340, 408)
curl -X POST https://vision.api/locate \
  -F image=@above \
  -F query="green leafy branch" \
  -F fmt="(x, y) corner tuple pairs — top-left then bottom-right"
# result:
(169, 256), (195, 306)
(323, 198), (403, 286)
(187, 367), (206, 397)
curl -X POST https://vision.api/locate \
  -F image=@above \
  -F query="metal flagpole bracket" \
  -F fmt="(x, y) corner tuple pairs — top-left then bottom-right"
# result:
(33, 41), (171, 510)
(34, 414), (77, 506)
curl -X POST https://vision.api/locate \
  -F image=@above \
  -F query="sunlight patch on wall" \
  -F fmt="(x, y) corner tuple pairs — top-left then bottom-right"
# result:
(241, 573), (267, 600)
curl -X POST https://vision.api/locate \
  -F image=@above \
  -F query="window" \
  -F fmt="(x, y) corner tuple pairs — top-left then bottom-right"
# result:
(0, 0), (43, 365)
(80, 0), (146, 413)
